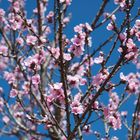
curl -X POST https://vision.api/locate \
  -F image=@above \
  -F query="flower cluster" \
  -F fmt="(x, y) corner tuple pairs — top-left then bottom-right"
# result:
(47, 83), (64, 103)
(114, 0), (126, 7)
(120, 72), (140, 94)
(0, 8), (5, 22)
(26, 35), (38, 46)
(92, 70), (108, 91)
(23, 50), (47, 71)
(68, 23), (92, 56)
(70, 93), (84, 115)
(104, 92), (122, 130)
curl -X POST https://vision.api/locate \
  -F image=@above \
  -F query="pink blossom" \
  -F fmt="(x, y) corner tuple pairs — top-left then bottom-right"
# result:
(11, 20), (22, 31)
(92, 101), (99, 109)
(50, 83), (64, 98)
(60, 0), (72, 5)
(135, 19), (140, 28)
(0, 59), (8, 71)
(63, 17), (70, 25)
(25, 120), (36, 131)
(63, 53), (71, 61)
(74, 24), (83, 33)
(126, 38), (136, 50)
(118, 47), (123, 53)
(14, 111), (24, 118)
(2, 116), (10, 124)
(103, 107), (109, 117)
(10, 89), (18, 98)
(60, 0), (65, 3)
(94, 56), (103, 64)
(70, 63), (85, 76)
(39, 36), (47, 43)
(119, 33), (126, 41)
(130, 28), (137, 36)
(46, 94), (55, 103)
(101, 138), (108, 140)
(33, 8), (38, 14)
(24, 56), (40, 71)
(72, 35), (85, 46)
(66, 0), (72, 5)
(83, 125), (93, 134)
(110, 14), (116, 21)
(13, 1), (20, 12)
(120, 72), (127, 82)
(69, 32), (86, 56)
(16, 37), (24, 46)
(0, 8), (5, 22)
(111, 136), (119, 140)
(4, 72), (16, 84)
(0, 45), (8, 55)
(32, 74), (40, 85)
(83, 55), (94, 66)
(114, 0), (126, 7)
(68, 44), (84, 56)
(126, 73), (140, 93)
(108, 92), (120, 111)
(34, 50), (47, 64)
(49, 47), (60, 59)
(71, 101), (84, 115)
(85, 22), (93, 31)
(26, 35), (37, 46)
(107, 23), (114, 31)
(136, 62), (140, 69)
(71, 93), (84, 115)
(46, 11), (54, 23)
(104, 13), (116, 21)
(45, 26), (51, 35)
(67, 75), (80, 87)
(53, 83), (62, 89)
(103, 92), (122, 130)
(92, 73), (106, 88)
(74, 92), (82, 101)
(8, 13), (23, 30)
(0, 8), (5, 17)
(61, 136), (67, 140)
(26, 19), (33, 25)
(22, 81), (30, 94)
(79, 78), (87, 85)
(119, 38), (139, 61)
(121, 111), (128, 117)
(45, 121), (52, 130)
(114, 0), (125, 4)
(107, 112), (122, 130)
(8, 13), (14, 23)
(125, 52), (135, 60)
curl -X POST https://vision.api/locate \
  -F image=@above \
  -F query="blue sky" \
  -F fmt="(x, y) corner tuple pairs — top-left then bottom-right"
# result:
(0, 0), (139, 139)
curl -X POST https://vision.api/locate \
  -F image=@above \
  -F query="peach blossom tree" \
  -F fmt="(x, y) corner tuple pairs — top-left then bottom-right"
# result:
(0, 0), (140, 140)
